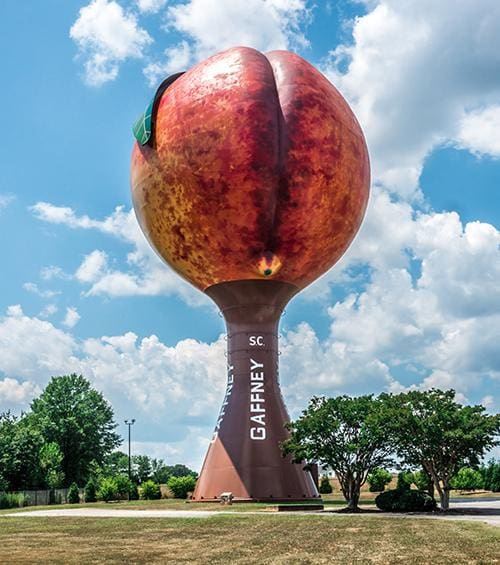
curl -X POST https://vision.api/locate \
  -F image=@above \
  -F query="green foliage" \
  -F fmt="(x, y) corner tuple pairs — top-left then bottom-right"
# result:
(98, 477), (119, 502)
(133, 455), (153, 483)
(114, 475), (138, 500)
(167, 475), (197, 499)
(39, 442), (64, 489)
(375, 489), (437, 512)
(102, 452), (129, 477)
(318, 475), (333, 494)
(30, 374), (121, 486)
(0, 492), (30, 509)
(381, 389), (500, 509)
(450, 467), (484, 491)
(413, 469), (433, 493)
(68, 482), (80, 504)
(367, 468), (392, 492)
(282, 395), (395, 510)
(396, 471), (414, 491)
(139, 480), (162, 500)
(150, 460), (197, 484)
(84, 478), (97, 503)
(480, 460), (500, 492)
(0, 412), (43, 490)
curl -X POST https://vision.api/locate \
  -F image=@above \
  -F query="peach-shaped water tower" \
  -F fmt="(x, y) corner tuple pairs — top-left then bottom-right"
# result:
(131, 47), (370, 501)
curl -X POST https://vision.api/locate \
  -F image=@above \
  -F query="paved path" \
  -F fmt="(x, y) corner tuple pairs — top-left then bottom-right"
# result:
(4, 500), (499, 526)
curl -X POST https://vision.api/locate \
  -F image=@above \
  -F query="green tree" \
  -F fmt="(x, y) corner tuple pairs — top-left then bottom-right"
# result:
(480, 460), (500, 492)
(30, 374), (121, 486)
(382, 389), (500, 510)
(318, 475), (333, 494)
(84, 478), (97, 503)
(282, 396), (395, 511)
(132, 455), (153, 483)
(39, 442), (65, 489)
(67, 482), (80, 504)
(450, 467), (484, 491)
(102, 451), (129, 477)
(413, 468), (434, 498)
(0, 412), (43, 490)
(367, 468), (392, 492)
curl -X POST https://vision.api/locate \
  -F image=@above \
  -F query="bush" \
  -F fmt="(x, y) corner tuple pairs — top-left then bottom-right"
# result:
(413, 470), (433, 492)
(375, 489), (436, 512)
(140, 480), (162, 500)
(480, 460), (500, 492)
(0, 492), (29, 509)
(167, 475), (197, 499)
(396, 471), (414, 491)
(98, 477), (119, 502)
(84, 478), (97, 503)
(114, 475), (139, 500)
(451, 467), (484, 491)
(367, 468), (392, 492)
(68, 482), (80, 504)
(318, 475), (333, 494)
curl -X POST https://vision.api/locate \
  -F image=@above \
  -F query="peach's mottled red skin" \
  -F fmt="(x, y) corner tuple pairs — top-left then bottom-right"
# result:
(131, 47), (370, 291)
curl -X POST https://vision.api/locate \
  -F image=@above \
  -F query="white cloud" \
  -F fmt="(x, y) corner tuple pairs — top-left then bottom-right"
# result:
(144, 40), (192, 87)
(70, 0), (152, 86)
(0, 378), (41, 407)
(75, 250), (108, 283)
(455, 105), (500, 158)
(62, 307), (81, 329)
(23, 282), (60, 299)
(32, 202), (205, 304)
(136, 0), (167, 14)
(324, 0), (500, 198)
(39, 304), (58, 319)
(0, 193), (15, 212)
(145, 0), (310, 83)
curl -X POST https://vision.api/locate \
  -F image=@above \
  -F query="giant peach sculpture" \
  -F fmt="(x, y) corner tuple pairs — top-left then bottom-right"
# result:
(131, 47), (369, 501)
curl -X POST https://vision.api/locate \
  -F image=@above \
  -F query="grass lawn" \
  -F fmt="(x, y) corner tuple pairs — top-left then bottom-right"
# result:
(0, 514), (498, 564)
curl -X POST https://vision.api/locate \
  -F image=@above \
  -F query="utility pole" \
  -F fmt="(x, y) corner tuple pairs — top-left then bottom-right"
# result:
(124, 419), (136, 480)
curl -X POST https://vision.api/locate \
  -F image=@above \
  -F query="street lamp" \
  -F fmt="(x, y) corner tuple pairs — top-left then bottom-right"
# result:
(124, 419), (136, 479)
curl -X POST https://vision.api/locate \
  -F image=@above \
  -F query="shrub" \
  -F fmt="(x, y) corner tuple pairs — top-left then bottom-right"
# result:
(0, 492), (29, 509)
(319, 475), (333, 494)
(68, 482), (80, 504)
(84, 478), (97, 503)
(375, 489), (436, 512)
(451, 467), (484, 491)
(167, 475), (197, 499)
(480, 460), (500, 492)
(140, 480), (162, 500)
(413, 469), (433, 492)
(367, 468), (392, 492)
(396, 471), (414, 491)
(98, 477), (119, 502)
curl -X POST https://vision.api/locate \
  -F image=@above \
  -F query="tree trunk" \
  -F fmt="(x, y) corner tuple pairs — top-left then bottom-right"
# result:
(344, 479), (360, 511)
(440, 489), (450, 510)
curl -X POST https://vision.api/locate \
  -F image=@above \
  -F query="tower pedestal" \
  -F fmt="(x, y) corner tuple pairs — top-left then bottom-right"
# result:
(192, 280), (319, 502)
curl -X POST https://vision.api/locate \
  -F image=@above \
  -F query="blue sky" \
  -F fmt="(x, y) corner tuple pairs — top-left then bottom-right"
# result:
(0, 0), (499, 469)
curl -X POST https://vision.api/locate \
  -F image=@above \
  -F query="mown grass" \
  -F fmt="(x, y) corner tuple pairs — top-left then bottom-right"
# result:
(0, 514), (498, 564)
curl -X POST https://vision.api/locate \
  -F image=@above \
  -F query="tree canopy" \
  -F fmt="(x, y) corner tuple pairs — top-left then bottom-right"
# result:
(282, 395), (395, 510)
(381, 389), (500, 509)
(30, 374), (121, 486)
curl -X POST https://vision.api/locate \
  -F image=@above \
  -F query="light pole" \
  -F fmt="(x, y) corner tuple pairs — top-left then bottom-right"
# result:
(124, 419), (135, 480)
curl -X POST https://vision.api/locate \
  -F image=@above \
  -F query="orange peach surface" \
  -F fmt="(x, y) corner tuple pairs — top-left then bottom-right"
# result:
(131, 47), (370, 292)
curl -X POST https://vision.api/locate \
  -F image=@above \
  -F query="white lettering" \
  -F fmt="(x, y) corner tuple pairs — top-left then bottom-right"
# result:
(250, 427), (266, 440)
(249, 358), (266, 439)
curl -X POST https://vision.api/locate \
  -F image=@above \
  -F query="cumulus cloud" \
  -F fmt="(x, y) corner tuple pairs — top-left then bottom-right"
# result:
(0, 378), (41, 408)
(455, 105), (500, 158)
(62, 307), (81, 329)
(324, 0), (500, 198)
(144, 0), (310, 85)
(32, 202), (205, 304)
(136, 0), (167, 14)
(70, 0), (152, 86)
(23, 282), (60, 299)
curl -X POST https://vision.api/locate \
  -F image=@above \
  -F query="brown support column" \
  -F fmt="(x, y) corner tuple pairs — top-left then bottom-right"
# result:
(192, 280), (319, 502)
